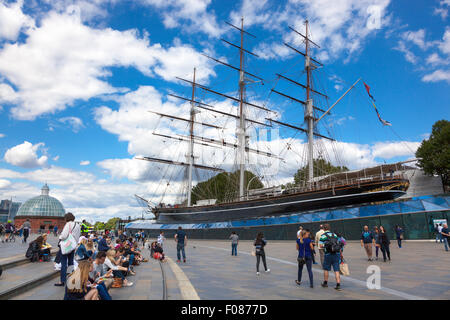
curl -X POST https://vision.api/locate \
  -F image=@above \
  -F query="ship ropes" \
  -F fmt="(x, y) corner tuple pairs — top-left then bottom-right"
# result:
(133, 18), (410, 215)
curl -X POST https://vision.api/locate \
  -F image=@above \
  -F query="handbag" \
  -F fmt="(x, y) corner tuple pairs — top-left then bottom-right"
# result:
(339, 257), (350, 276)
(61, 222), (78, 255)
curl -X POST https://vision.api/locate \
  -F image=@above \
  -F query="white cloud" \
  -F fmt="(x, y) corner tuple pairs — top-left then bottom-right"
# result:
(80, 160), (90, 166)
(0, 179), (11, 189)
(234, 0), (391, 61)
(0, 133), (5, 138)
(53, 155), (60, 161)
(394, 40), (419, 64)
(58, 116), (85, 133)
(0, 9), (215, 120)
(371, 141), (420, 159)
(0, 0), (34, 41)
(4, 141), (48, 168)
(98, 158), (156, 181)
(422, 69), (450, 83)
(433, 0), (450, 20)
(426, 53), (449, 67)
(141, 0), (223, 37)
(401, 29), (430, 50)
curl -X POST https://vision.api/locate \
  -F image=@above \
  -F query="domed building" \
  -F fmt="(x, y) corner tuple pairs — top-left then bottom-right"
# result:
(14, 184), (66, 233)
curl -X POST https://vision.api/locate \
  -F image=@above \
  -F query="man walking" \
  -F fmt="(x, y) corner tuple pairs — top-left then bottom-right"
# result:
(361, 225), (375, 261)
(319, 224), (343, 291)
(229, 231), (239, 256)
(175, 226), (187, 263)
(157, 231), (165, 249)
(21, 219), (31, 244)
(297, 226), (303, 238)
(395, 225), (404, 248)
(315, 225), (325, 266)
(441, 224), (449, 252)
(436, 224), (443, 243)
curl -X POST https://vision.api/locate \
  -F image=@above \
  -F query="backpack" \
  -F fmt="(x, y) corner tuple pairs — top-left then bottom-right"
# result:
(323, 232), (341, 254)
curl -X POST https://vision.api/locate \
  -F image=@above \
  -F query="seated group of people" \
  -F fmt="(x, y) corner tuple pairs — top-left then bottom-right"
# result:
(26, 234), (52, 262)
(64, 233), (150, 300)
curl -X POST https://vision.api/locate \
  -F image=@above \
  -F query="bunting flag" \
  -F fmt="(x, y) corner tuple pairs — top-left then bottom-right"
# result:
(364, 81), (392, 126)
(371, 101), (392, 126)
(363, 82), (375, 102)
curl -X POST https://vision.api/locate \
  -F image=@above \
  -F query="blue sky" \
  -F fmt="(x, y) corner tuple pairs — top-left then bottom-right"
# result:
(0, 0), (448, 222)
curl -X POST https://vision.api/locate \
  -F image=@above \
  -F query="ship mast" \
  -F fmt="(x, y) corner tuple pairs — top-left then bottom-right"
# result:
(305, 20), (314, 183)
(187, 68), (196, 206)
(238, 17), (246, 200)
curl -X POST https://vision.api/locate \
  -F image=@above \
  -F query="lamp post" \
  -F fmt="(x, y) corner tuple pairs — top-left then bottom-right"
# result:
(246, 176), (263, 200)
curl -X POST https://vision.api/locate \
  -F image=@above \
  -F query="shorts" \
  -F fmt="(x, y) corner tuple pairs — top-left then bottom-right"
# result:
(5, 230), (11, 234)
(322, 253), (340, 272)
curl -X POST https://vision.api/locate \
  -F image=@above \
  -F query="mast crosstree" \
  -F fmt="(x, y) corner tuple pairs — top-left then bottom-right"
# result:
(140, 18), (362, 208)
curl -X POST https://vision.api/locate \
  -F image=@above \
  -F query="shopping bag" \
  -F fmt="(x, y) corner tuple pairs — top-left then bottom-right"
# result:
(339, 259), (350, 276)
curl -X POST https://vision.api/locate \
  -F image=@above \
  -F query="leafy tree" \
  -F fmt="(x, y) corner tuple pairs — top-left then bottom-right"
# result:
(416, 120), (450, 188)
(93, 221), (106, 231)
(105, 217), (121, 231)
(191, 170), (263, 204)
(294, 158), (348, 185)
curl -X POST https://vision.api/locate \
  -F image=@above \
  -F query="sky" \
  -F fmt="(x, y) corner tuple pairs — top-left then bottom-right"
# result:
(0, 0), (448, 223)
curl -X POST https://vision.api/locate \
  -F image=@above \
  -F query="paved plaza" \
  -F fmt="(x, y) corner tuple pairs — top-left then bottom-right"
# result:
(1, 236), (449, 300)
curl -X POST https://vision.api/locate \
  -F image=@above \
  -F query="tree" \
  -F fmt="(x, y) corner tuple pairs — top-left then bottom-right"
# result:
(416, 120), (450, 188)
(293, 158), (348, 185)
(93, 221), (106, 231)
(105, 217), (121, 231)
(191, 170), (263, 204)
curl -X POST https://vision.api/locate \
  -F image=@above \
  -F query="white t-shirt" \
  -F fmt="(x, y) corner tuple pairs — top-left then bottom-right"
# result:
(157, 234), (165, 246)
(438, 225), (443, 233)
(104, 257), (119, 271)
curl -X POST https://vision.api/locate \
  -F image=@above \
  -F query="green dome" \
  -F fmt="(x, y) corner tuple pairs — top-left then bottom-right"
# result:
(16, 184), (65, 217)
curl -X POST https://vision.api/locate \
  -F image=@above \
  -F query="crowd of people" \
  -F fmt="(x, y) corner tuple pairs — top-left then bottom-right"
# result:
(2, 211), (447, 299)
(17, 212), (153, 300)
(221, 223), (416, 292)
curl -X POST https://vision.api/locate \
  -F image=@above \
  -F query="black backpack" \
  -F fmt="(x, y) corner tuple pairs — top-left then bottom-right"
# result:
(323, 232), (341, 254)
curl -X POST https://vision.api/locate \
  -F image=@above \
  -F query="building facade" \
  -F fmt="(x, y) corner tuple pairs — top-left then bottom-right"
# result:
(14, 184), (66, 232)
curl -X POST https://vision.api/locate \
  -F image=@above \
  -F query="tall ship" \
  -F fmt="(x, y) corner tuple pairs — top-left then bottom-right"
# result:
(136, 19), (410, 224)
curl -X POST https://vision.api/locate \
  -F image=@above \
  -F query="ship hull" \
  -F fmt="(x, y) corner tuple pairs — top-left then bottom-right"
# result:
(155, 179), (408, 223)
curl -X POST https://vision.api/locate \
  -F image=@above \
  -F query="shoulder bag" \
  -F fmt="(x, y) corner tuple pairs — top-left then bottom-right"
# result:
(61, 222), (78, 255)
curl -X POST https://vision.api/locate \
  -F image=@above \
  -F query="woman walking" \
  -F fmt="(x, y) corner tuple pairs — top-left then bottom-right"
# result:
(379, 226), (391, 262)
(296, 229), (314, 288)
(55, 212), (80, 287)
(254, 232), (270, 275)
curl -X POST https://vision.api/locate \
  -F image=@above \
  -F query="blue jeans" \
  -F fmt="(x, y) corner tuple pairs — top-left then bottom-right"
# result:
(231, 243), (237, 256)
(60, 250), (75, 284)
(444, 238), (449, 251)
(113, 270), (125, 280)
(436, 233), (443, 243)
(397, 238), (402, 248)
(97, 282), (112, 300)
(298, 256), (313, 286)
(177, 243), (186, 260)
(128, 254), (135, 270)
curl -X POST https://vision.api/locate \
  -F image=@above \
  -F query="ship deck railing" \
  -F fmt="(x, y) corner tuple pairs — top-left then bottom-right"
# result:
(244, 173), (407, 201)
